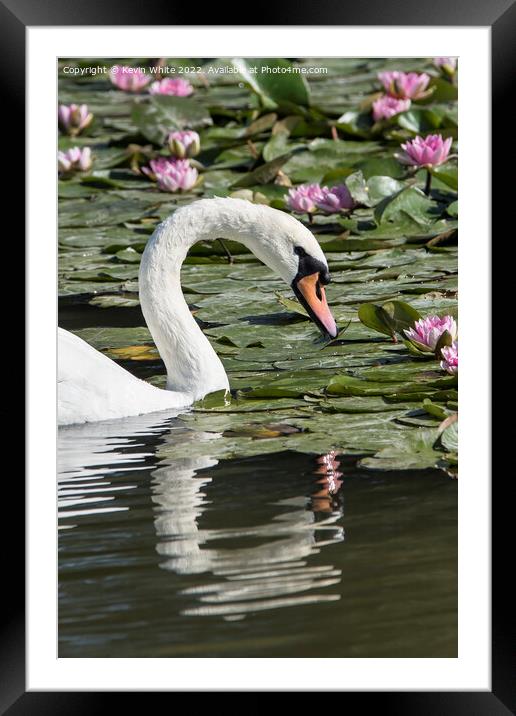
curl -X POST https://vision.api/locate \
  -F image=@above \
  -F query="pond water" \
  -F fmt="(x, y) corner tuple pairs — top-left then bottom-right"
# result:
(58, 408), (457, 658)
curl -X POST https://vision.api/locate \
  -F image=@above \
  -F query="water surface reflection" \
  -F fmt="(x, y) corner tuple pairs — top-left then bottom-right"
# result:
(58, 413), (457, 658)
(152, 444), (344, 619)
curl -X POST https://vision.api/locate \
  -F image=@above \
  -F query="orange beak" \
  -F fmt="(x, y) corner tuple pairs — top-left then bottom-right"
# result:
(293, 273), (338, 339)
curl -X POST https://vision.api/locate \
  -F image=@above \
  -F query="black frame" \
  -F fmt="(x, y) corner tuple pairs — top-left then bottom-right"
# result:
(6, 0), (507, 710)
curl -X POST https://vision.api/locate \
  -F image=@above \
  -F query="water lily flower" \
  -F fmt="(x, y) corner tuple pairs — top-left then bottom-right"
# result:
(440, 341), (458, 374)
(378, 71), (432, 100)
(371, 95), (411, 122)
(434, 57), (457, 76)
(404, 315), (457, 353)
(315, 184), (355, 214)
(395, 134), (453, 168)
(142, 157), (198, 192)
(58, 146), (92, 174)
(167, 130), (200, 158)
(148, 78), (193, 96)
(109, 65), (151, 92)
(286, 184), (324, 214)
(58, 104), (93, 136)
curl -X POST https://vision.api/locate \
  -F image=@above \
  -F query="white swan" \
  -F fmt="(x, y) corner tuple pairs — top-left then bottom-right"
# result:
(58, 197), (338, 426)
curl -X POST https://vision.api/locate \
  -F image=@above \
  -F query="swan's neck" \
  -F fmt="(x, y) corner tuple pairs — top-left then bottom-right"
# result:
(139, 199), (270, 401)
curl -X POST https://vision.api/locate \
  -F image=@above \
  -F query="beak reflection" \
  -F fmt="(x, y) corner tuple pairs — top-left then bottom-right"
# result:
(293, 272), (338, 339)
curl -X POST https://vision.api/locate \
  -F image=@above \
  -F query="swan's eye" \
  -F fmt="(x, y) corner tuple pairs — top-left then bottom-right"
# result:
(294, 247), (331, 286)
(319, 269), (331, 286)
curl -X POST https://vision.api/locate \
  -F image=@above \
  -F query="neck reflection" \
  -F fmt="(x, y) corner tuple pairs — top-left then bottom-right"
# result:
(151, 438), (345, 620)
(58, 416), (346, 621)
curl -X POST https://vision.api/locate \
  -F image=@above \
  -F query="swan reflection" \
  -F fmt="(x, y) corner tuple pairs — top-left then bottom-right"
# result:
(152, 432), (344, 619)
(58, 413), (171, 526)
(58, 414), (345, 619)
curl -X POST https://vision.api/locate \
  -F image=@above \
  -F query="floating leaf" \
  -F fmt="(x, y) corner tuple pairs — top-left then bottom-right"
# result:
(438, 414), (458, 453)
(232, 58), (310, 109)
(89, 294), (140, 308)
(231, 153), (292, 187)
(374, 186), (436, 226)
(430, 163), (458, 191)
(345, 171), (369, 204)
(358, 300), (421, 339)
(108, 344), (159, 361)
(358, 303), (395, 339)
(132, 95), (212, 145)
(358, 429), (441, 471)
(381, 300), (422, 333)
(275, 292), (309, 318)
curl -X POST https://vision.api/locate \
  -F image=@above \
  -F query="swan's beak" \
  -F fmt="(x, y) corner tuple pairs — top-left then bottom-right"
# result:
(293, 273), (338, 339)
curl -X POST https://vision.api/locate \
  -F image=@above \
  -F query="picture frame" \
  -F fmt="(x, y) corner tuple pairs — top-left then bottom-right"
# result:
(6, 0), (504, 709)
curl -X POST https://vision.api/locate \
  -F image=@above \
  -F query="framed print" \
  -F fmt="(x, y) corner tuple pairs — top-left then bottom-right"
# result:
(4, 0), (507, 710)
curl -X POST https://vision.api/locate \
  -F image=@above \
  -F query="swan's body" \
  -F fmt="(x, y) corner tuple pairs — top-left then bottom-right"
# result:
(58, 328), (190, 425)
(58, 198), (337, 426)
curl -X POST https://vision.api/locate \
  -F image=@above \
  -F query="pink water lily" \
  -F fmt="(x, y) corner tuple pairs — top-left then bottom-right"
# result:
(316, 184), (355, 214)
(434, 57), (457, 75)
(404, 315), (457, 353)
(378, 71), (432, 100)
(109, 65), (151, 92)
(149, 78), (193, 96)
(142, 157), (198, 192)
(58, 104), (93, 136)
(287, 184), (324, 214)
(372, 95), (411, 122)
(58, 146), (92, 174)
(440, 341), (458, 375)
(396, 134), (453, 168)
(167, 130), (200, 158)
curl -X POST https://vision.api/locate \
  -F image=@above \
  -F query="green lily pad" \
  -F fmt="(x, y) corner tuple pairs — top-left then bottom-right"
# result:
(132, 95), (213, 145)
(358, 428), (442, 471)
(233, 58), (310, 109)
(374, 186), (437, 227)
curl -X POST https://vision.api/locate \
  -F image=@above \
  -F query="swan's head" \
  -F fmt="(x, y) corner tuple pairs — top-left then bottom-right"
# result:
(239, 201), (339, 339)
(159, 197), (338, 339)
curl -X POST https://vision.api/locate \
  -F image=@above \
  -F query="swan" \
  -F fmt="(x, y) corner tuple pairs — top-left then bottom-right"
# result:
(58, 197), (338, 426)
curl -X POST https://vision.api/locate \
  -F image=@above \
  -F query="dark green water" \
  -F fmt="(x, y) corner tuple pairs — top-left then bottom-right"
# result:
(58, 412), (457, 658)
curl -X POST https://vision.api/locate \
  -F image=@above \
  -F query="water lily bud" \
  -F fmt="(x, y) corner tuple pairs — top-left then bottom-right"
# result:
(58, 104), (93, 136)
(440, 341), (458, 374)
(167, 130), (201, 158)
(434, 57), (457, 77)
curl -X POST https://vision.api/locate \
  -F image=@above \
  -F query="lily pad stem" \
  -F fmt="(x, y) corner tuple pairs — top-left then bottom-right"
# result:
(424, 170), (432, 196)
(218, 239), (234, 264)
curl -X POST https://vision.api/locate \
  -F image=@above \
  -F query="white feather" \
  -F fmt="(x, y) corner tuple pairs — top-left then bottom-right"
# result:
(58, 197), (329, 426)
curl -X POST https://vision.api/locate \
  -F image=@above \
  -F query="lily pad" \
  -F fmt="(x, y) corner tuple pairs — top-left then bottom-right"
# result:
(233, 58), (311, 109)
(132, 95), (212, 145)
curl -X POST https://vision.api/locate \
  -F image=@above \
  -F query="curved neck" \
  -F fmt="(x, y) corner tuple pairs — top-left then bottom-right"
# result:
(139, 199), (270, 401)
